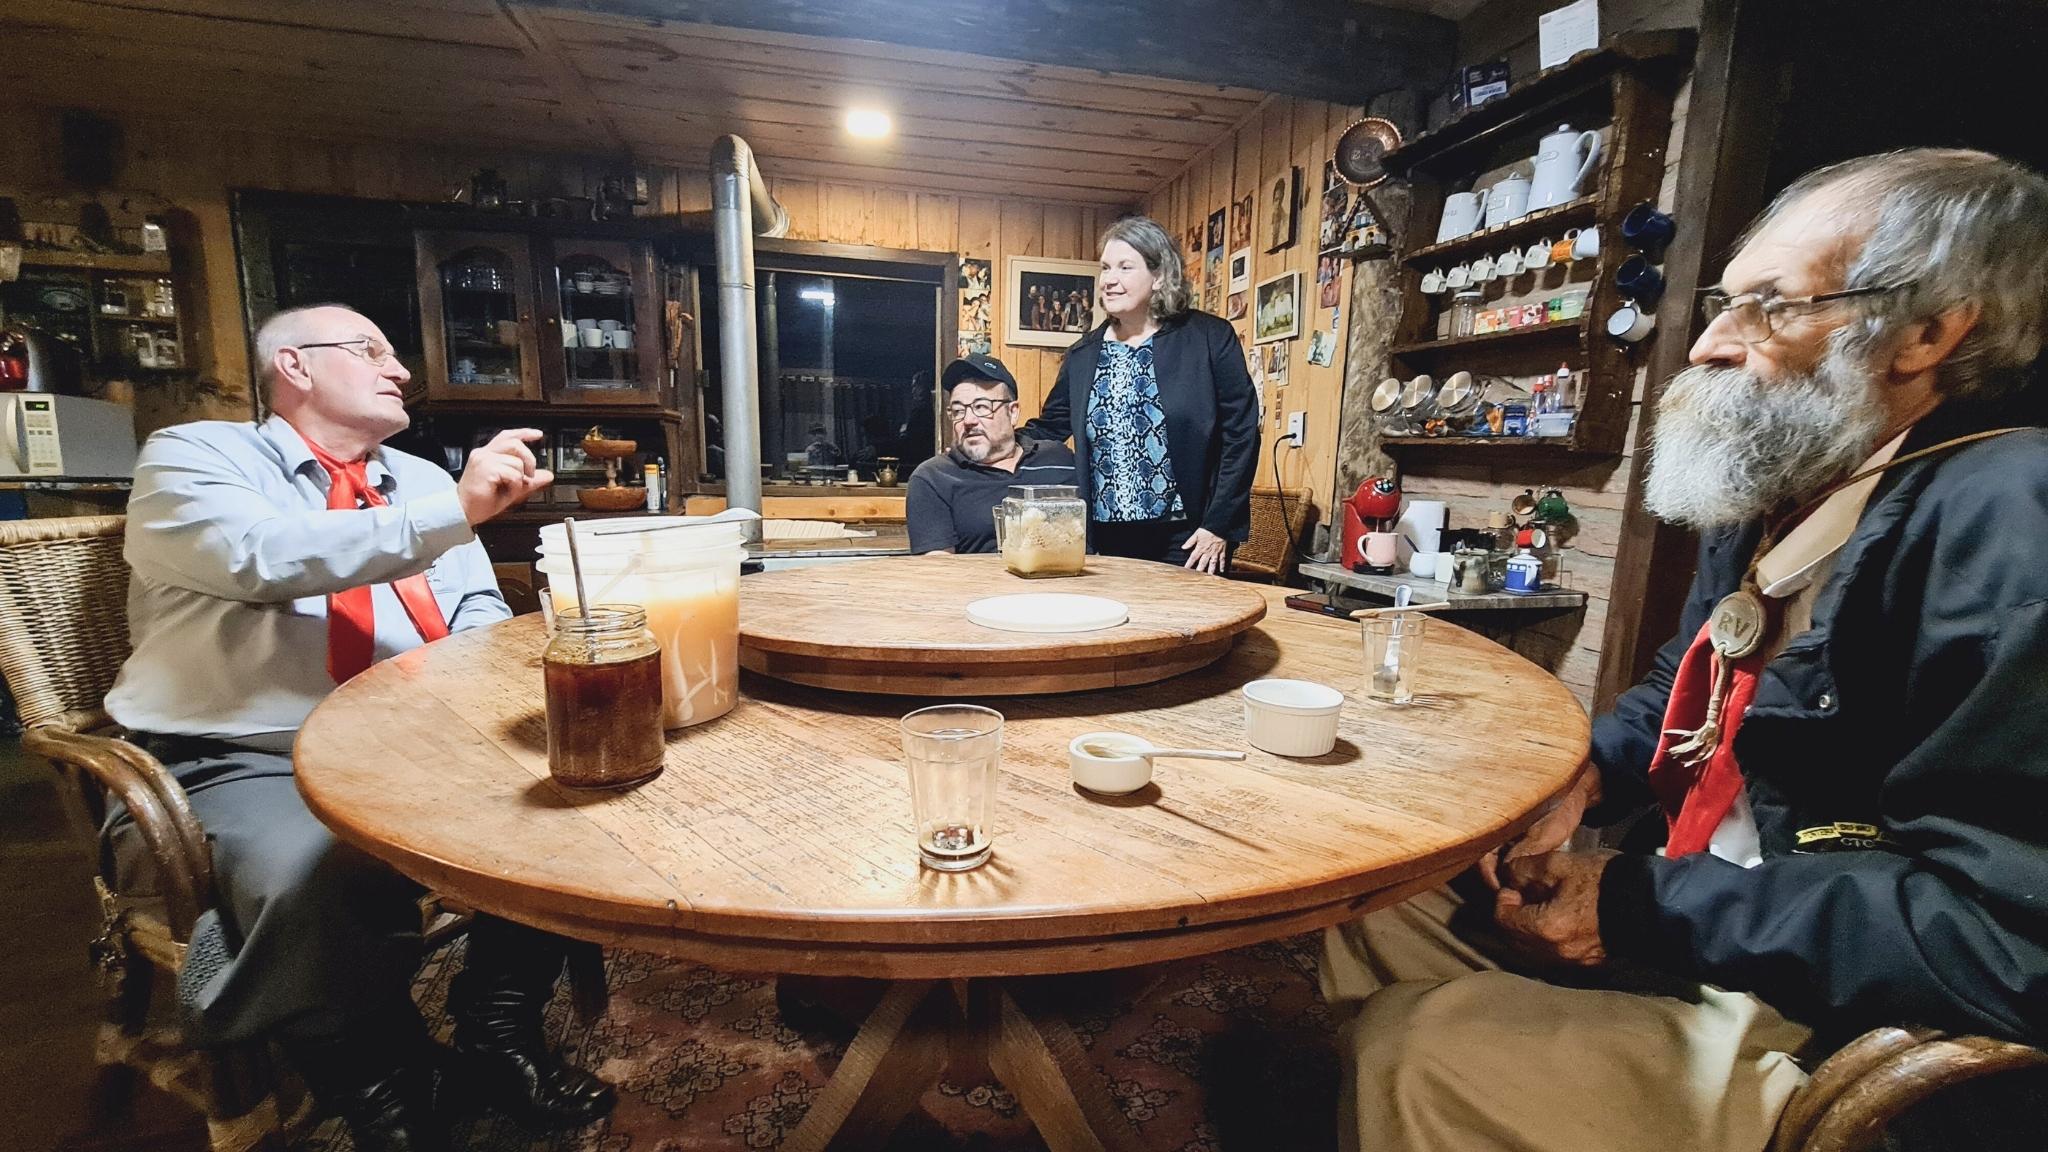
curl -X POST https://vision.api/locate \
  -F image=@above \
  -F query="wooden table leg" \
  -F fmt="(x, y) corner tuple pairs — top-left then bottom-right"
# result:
(781, 977), (1145, 1152)
(779, 979), (948, 1152)
(981, 981), (1146, 1152)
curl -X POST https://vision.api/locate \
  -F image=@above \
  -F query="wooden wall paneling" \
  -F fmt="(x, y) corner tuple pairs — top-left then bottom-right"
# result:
(915, 195), (959, 253)
(773, 178), (822, 241)
(874, 188), (917, 249)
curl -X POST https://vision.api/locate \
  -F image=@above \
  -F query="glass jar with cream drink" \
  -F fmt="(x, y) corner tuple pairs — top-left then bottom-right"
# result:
(993, 484), (1087, 578)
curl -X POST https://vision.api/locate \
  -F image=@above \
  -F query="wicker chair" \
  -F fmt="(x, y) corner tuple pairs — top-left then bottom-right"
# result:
(1772, 1025), (2048, 1152)
(1228, 485), (1314, 583)
(0, 515), (286, 1151)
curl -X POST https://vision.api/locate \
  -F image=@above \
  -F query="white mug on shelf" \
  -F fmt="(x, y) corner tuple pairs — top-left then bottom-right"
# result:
(1445, 263), (1472, 289)
(1437, 193), (1483, 242)
(1523, 237), (1554, 270)
(1470, 253), (1497, 282)
(608, 328), (635, 350)
(1496, 248), (1525, 277)
(1607, 298), (1657, 343)
(1573, 226), (1602, 261)
(579, 326), (607, 348)
(598, 318), (623, 332)
(1420, 267), (1447, 294)
(1484, 174), (1531, 228)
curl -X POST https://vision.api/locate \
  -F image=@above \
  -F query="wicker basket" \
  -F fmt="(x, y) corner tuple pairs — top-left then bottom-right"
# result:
(577, 485), (648, 512)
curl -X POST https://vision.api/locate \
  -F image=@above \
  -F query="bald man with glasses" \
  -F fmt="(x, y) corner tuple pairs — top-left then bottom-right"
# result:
(104, 304), (613, 1150)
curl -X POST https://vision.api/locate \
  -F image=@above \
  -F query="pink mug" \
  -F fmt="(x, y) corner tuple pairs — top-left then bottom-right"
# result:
(1363, 531), (1399, 569)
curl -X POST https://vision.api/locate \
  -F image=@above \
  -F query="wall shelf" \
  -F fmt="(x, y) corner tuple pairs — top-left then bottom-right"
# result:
(1391, 319), (1586, 357)
(19, 249), (173, 274)
(1379, 31), (1695, 459)
(1402, 196), (1600, 269)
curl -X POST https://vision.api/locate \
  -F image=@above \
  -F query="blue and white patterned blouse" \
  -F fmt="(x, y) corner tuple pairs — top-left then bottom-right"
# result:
(1085, 337), (1184, 522)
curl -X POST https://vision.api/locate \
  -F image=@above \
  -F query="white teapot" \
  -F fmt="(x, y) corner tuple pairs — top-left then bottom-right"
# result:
(1528, 124), (1602, 211)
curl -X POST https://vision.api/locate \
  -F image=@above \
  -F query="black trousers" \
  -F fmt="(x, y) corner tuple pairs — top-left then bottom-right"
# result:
(108, 734), (573, 1047)
(1091, 518), (1232, 570)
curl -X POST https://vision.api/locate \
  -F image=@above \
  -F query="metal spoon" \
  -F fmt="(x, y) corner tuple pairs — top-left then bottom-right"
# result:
(1372, 584), (1411, 696)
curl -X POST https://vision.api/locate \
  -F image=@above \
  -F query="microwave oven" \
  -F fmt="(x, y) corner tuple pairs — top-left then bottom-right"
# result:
(1, 394), (139, 480)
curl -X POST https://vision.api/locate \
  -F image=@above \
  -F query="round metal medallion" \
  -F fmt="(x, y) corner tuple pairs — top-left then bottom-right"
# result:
(1708, 588), (1769, 659)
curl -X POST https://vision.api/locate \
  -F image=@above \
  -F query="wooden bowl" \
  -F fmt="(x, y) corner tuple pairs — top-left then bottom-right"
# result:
(580, 436), (639, 459)
(576, 485), (648, 512)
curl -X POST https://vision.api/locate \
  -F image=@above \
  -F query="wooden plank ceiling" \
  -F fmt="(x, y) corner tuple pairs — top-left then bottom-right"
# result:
(0, 0), (1334, 206)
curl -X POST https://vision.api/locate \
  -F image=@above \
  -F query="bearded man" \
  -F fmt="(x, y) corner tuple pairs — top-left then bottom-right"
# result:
(906, 354), (1076, 554)
(1323, 148), (2048, 1152)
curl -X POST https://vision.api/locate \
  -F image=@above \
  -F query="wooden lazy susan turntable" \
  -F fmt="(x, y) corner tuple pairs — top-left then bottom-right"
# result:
(738, 554), (1269, 695)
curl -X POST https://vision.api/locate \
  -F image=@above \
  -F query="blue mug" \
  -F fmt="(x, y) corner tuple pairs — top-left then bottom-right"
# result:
(1615, 254), (1666, 308)
(1621, 202), (1677, 255)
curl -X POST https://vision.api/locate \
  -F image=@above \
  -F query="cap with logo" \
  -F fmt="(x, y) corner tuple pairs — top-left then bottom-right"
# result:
(941, 354), (1019, 397)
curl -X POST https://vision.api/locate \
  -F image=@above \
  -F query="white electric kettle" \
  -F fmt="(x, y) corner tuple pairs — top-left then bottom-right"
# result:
(1528, 124), (1602, 211)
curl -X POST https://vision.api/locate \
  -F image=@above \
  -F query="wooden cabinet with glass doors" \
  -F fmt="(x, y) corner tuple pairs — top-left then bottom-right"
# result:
(536, 238), (664, 406)
(415, 230), (544, 402)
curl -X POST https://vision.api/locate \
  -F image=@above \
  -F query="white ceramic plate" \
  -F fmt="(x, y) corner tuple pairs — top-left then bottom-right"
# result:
(966, 593), (1129, 634)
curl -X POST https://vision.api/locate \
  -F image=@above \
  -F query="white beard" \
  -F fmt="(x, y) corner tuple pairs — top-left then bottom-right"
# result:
(1642, 339), (1888, 530)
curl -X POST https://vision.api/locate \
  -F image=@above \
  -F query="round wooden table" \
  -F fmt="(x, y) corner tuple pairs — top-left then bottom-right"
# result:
(297, 581), (1588, 1152)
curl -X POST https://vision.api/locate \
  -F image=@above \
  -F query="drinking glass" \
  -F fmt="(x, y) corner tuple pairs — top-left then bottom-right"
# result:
(1362, 615), (1428, 705)
(900, 704), (1003, 871)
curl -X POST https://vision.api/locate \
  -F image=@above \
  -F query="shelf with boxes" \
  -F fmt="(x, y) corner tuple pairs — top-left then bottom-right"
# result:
(1377, 31), (1694, 456)
(3, 247), (190, 377)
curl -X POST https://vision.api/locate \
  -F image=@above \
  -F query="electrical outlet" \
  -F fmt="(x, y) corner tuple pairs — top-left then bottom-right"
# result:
(1285, 411), (1307, 445)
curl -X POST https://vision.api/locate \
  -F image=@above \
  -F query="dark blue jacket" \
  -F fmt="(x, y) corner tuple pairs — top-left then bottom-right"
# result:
(1024, 310), (1262, 542)
(1594, 398), (2048, 1046)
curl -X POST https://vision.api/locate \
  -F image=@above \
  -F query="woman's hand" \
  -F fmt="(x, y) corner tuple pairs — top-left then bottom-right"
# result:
(1181, 528), (1229, 574)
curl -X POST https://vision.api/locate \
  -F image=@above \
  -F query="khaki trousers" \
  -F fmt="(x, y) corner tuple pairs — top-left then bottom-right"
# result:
(1321, 880), (1816, 1152)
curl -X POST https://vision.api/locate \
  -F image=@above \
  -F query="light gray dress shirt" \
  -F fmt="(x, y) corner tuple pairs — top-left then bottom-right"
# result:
(106, 414), (510, 750)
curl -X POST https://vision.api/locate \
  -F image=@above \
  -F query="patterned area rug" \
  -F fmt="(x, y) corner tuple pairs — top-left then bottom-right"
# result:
(294, 935), (1341, 1151)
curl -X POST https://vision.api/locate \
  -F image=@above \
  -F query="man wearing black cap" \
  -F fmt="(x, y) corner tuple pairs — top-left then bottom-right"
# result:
(907, 354), (1076, 554)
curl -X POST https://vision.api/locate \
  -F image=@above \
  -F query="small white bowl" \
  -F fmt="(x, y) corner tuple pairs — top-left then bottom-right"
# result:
(1241, 679), (1345, 757)
(1068, 731), (1154, 795)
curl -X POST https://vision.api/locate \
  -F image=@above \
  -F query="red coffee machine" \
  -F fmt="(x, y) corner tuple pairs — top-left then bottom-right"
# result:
(1341, 476), (1403, 573)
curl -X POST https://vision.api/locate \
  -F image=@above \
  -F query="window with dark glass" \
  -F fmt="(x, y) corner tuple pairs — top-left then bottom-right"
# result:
(697, 254), (944, 485)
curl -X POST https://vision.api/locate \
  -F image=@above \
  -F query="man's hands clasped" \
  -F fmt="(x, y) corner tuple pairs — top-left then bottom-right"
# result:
(1480, 762), (1613, 968)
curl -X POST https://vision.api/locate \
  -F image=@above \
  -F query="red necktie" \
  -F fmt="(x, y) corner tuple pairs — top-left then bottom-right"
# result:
(301, 436), (451, 683)
(1645, 620), (1767, 857)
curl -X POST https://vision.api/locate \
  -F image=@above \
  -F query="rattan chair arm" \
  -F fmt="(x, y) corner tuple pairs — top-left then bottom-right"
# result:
(1770, 1025), (1939, 1152)
(1797, 1034), (2048, 1152)
(93, 733), (215, 900)
(23, 727), (210, 941)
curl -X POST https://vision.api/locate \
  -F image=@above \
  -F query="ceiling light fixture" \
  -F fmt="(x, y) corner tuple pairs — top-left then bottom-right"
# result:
(844, 107), (893, 140)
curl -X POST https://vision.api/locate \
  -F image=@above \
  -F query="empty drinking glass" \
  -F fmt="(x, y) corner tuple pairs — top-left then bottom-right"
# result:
(1362, 615), (1428, 705)
(900, 704), (1003, 871)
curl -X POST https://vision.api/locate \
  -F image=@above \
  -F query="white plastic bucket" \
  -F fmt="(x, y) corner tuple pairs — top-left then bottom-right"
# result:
(536, 518), (747, 730)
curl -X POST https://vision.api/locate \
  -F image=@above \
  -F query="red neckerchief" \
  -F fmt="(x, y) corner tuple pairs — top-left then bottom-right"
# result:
(1646, 625), (1767, 856)
(299, 433), (451, 682)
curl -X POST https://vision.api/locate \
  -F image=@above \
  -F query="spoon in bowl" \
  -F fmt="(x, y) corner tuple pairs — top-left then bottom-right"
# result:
(1076, 738), (1245, 762)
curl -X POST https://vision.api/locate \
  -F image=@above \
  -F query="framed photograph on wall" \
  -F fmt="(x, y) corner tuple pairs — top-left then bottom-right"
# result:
(1264, 166), (1300, 253)
(1004, 256), (1103, 348)
(1253, 271), (1301, 344)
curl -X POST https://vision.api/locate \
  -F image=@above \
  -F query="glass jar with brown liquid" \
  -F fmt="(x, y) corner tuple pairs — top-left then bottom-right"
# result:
(544, 605), (666, 788)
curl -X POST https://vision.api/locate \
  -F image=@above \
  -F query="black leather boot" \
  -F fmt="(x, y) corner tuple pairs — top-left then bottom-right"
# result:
(447, 917), (615, 1130)
(287, 1028), (448, 1152)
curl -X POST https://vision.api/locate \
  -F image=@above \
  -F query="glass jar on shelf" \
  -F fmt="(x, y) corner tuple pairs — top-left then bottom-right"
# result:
(1448, 291), (1482, 339)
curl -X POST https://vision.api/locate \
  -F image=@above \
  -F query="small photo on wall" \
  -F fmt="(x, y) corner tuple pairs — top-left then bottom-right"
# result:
(1228, 248), (1251, 293)
(1253, 271), (1301, 344)
(1229, 193), (1255, 250)
(1264, 166), (1299, 253)
(1004, 256), (1103, 348)
(1318, 255), (1343, 308)
(1319, 160), (1351, 254)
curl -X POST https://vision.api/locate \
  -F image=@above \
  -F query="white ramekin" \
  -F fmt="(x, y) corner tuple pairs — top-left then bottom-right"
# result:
(1241, 679), (1345, 757)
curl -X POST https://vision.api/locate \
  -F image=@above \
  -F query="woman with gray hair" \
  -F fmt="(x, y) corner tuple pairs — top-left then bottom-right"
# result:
(1024, 216), (1260, 572)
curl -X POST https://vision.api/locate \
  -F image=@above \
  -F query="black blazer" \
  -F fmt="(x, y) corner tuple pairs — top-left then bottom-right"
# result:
(1023, 310), (1261, 541)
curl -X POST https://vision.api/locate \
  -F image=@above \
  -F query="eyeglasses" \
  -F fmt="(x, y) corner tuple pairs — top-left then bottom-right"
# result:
(1698, 283), (1913, 344)
(297, 338), (400, 366)
(945, 398), (1012, 421)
